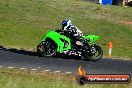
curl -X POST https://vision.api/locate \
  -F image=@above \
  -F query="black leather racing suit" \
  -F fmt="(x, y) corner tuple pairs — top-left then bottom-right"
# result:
(63, 25), (84, 46)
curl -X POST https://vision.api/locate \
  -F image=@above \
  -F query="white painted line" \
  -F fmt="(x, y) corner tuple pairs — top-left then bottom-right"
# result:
(31, 69), (37, 71)
(0, 66), (3, 68)
(20, 68), (26, 70)
(123, 59), (128, 60)
(8, 67), (14, 69)
(65, 72), (72, 74)
(44, 70), (51, 72)
(54, 71), (61, 73)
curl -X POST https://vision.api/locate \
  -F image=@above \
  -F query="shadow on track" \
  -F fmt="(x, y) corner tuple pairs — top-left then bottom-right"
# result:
(0, 45), (83, 60)
(0, 45), (38, 56)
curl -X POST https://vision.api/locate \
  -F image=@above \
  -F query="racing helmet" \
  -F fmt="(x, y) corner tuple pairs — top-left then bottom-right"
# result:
(62, 19), (72, 29)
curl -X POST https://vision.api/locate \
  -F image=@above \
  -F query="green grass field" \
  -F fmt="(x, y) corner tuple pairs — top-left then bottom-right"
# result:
(0, 0), (132, 59)
(0, 68), (132, 88)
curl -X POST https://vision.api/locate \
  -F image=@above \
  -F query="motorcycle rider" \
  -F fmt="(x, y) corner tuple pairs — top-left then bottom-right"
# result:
(61, 19), (87, 46)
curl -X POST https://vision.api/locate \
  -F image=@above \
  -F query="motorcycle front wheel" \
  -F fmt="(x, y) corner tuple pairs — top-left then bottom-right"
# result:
(82, 44), (103, 62)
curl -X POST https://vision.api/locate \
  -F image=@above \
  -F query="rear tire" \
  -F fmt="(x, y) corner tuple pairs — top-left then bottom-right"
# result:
(37, 39), (57, 57)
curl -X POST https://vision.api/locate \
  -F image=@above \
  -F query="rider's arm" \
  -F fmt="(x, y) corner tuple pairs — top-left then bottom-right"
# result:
(72, 27), (83, 36)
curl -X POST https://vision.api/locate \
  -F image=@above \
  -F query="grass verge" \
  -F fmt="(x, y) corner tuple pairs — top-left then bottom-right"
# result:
(0, 68), (132, 88)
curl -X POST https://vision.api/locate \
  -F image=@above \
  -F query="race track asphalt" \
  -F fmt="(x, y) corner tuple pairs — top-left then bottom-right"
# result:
(0, 46), (132, 75)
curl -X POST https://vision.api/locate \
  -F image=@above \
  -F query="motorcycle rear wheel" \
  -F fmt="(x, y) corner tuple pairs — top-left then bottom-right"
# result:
(37, 39), (57, 57)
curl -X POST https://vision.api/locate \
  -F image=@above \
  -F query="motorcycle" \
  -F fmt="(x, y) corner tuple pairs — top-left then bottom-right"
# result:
(37, 29), (103, 61)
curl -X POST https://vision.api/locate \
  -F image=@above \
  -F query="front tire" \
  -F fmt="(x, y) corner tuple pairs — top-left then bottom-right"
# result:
(37, 39), (57, 57)
(83, 45), (103, 62)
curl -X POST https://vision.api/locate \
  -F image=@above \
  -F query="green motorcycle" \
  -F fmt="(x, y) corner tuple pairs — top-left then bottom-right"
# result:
(37, 29), (103, 61)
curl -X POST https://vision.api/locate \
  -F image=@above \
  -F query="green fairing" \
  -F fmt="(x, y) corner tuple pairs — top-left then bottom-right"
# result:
(83, 35), (100, 43)
(41, 30), (100, 52)
(41, 30), (71, 52)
